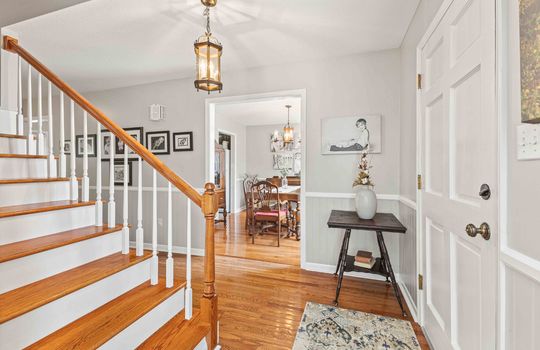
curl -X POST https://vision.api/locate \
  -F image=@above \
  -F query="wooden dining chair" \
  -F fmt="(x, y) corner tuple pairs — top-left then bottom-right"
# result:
(250, 181), (289, 247)
(242, 175), (258, 230)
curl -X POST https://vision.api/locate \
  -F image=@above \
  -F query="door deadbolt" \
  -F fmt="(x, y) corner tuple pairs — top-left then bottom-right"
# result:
(479, 184), (491, 200)
(465, 223), (491, 240)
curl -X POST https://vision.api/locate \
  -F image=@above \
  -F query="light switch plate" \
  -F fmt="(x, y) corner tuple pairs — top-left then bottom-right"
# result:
(517, 124), (540, 160)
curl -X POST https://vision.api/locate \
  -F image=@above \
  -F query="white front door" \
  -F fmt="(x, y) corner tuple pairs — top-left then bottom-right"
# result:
(419, 0), (497, 348)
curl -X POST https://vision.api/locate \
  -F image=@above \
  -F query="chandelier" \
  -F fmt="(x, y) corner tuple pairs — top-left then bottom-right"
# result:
(283, 105), (294, 144)
(194, 0), (223, 93)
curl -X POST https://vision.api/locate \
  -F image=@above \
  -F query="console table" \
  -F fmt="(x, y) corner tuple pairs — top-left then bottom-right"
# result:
(327, 210), (407, 316)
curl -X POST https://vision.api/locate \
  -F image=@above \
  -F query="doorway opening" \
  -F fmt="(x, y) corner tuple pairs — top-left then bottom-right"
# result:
(205, 90), (306, 267)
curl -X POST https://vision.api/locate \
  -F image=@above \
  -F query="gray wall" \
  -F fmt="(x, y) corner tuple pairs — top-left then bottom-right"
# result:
(76, 49), (402, 265)
(245, 123), (300, 178)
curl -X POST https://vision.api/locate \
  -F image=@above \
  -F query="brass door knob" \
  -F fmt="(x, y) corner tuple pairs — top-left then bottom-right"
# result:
(465, 223), (491, 240)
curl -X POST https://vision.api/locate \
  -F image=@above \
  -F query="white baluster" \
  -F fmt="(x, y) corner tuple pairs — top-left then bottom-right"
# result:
(47, 82), (56, 177)
(26, 65), (33, 155)
(185, 198), (193, 320)
(17, 56), (23, 135)
(59, 93), (66, 177)
(82, 111), (89, 201)
(108, 134), (116, 228)
(122, 144), (129, 254)
(151, 169), (158, 285)
(166, 182), (174, 288)
(37, 74), (44, 155)
(95, 122), (103, 226)
(69, 101), (78, 200)
(136, 156), (143, 256)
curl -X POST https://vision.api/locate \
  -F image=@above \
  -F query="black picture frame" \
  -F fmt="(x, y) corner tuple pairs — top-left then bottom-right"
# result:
(75, 134), (97, 158)
(63, 139), (71, 155)
(101, 127), (144, 161)
(112, 159), (133, 186)
(146, 131), (170, 155)
(173, 132), (193, 152)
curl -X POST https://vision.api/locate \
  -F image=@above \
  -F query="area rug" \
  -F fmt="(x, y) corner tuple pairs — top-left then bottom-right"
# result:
(292, 302), (420, 349)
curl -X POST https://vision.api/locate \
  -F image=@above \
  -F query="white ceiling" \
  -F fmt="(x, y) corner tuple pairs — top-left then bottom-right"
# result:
(0, 0), (89, 28)
(216, 97), (301, 126)
(7, 0), (419, 92)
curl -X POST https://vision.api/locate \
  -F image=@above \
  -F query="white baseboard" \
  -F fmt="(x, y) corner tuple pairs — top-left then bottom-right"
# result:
(395, 273), (418, 322)
(130, 242), (205, 257)
(302, 262), (386, 282)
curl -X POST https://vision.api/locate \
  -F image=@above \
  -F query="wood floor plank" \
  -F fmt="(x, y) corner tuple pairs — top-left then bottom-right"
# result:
(0, 224), (123, 263)
(26, 277), (186, 349)
(0, 250), (151, 324)
(137, 309), (210, 350)
(0, 200), (95, 218)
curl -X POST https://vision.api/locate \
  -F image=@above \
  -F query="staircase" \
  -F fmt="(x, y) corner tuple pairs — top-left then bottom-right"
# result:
(0, 36), (219, 349)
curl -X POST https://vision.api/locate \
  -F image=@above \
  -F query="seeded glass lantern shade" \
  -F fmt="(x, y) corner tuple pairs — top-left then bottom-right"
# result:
(283, 125), (294, 143)
(194, 34), (223, 93)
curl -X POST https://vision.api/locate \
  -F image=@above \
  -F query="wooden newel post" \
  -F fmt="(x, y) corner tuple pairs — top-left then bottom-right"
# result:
(201, 182), (218, 349)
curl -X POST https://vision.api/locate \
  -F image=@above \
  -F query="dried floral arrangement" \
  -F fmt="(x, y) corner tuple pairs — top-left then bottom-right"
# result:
(353, 152), (373, 187)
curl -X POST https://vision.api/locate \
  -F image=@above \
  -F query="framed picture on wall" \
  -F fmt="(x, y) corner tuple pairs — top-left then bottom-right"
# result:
(101, 127), (144, 161)
(75, 134), (97, 158)
(519, 0), (540, 123)
(112, 160), (132, 186)
(321, 115), (382, 154)
(63, 140), (71, 155)
(115, 127), (144, 155)
(146, 131), (170, 155)
(173, 132), (193, 152)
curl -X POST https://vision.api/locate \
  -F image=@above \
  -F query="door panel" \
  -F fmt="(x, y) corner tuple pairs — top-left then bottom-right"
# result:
(420, 0), (496, 348)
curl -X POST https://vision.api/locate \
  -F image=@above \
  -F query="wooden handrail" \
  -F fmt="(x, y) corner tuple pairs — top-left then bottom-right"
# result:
(2, 35), (202, 207)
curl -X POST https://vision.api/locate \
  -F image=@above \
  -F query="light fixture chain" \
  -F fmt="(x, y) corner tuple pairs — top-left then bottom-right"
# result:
(204, 7), (212, 35)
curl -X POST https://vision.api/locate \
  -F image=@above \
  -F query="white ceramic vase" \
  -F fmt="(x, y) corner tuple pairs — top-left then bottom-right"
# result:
(355, 186), (377, 220)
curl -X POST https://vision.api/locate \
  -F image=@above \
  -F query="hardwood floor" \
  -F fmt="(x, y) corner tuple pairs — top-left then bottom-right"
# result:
(164, 253), (430, 349)
(215, 211), (300, 266)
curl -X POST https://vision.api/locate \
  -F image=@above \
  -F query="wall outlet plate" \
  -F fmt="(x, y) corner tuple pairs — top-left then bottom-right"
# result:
(517, 124), (540, 160)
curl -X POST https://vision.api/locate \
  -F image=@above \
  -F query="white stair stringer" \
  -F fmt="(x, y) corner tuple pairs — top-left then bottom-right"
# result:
(0, 230), (122, 294)
(0, 180), (70, 206)
(99, 287), (185, 350)
(0, 259), (151, 350)
(0, 157), (51, 179)
(0, 204), (95, 245)
(0, 137), (26, 154)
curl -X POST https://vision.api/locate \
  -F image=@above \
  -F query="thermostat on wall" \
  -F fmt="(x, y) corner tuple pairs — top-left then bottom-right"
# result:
(149, 104), (165, 121)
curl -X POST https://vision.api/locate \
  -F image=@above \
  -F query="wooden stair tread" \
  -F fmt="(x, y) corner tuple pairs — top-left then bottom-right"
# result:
(0, 153), (48, 159)
(0, 133), (26, 140)
(0, 224), (123, 263)
(137, 309), (210, 349)
(0, 200), (95, 218)
(0, 250), (152, 324)
(0, 178), (70, 185)
(26, 277), (186, 349)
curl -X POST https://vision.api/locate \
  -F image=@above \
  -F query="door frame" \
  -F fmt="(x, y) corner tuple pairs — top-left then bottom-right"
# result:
(205, 89), (307, 267)
(216, 129), (238, 213)
(415, 0), (502, 341)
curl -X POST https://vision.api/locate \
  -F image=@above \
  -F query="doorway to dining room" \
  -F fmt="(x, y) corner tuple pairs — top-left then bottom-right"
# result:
(205, 90), (306, 267)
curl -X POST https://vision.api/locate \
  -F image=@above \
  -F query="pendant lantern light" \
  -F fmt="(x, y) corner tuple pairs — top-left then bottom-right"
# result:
(283, 105), (294, 144)
(194, 0), (223, 93)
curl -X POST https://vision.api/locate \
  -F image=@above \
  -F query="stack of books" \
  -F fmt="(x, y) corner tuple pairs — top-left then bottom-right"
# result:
(353, 250), (375, 269)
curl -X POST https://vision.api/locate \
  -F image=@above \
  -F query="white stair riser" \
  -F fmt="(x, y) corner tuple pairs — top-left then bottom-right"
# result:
(0, 157), (53, 179)
(100, 288), (185, 350)
(0, 181), (70, 206)
(0, 110), (17, 135)
(0, 205), (95, 245)
(0, 137), (26, 154)
(0, 259), (151, 350)
(0, 231), (122, 294)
